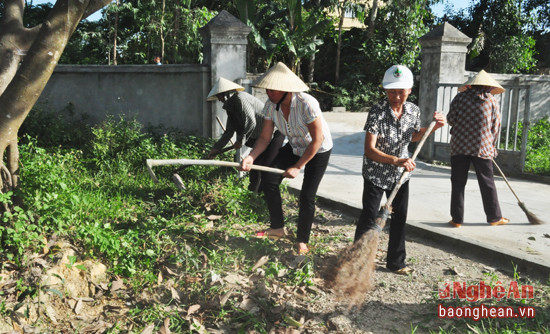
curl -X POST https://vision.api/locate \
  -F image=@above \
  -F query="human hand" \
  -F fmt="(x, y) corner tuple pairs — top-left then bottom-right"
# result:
(395, 158), (416, 172)
(207, 149), (219, 159)
(283, 166), (301, 179)
(433, 112), (446, 129)
(240, 156), (254, 172)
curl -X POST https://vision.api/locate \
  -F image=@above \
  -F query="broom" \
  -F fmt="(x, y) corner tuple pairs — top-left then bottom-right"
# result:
(326, 120), (437, 306)
(492, 160), (545, 225)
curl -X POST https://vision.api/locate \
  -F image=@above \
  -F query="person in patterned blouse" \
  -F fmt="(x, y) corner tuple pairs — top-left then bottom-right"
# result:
(207, 77), (284, 192)
(354, 65), (445, 275)
(447, 70), (509, 227)
(240, 62), (333, 255)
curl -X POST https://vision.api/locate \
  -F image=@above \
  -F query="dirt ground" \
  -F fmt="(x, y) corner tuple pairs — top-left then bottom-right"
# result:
(278, 206), (549, 334)
(1, 203), (547, 333)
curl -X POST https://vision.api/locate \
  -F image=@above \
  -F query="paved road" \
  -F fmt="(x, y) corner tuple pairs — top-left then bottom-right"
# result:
(285, 112), (550, 280)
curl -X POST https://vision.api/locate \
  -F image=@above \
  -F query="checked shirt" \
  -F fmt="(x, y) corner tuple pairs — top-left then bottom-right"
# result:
(362, 100), (421, 190)
(447, 87), (501, 159)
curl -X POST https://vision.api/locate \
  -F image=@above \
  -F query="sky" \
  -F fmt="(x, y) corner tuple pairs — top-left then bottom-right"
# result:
(33, 0), (472, 22)
(431, 0), (472, 18)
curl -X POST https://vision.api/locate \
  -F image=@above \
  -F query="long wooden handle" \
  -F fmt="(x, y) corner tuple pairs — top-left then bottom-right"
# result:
(492, 159), (522, 203)
(146, 158), (284, 183)
(385, 120), (437, 206)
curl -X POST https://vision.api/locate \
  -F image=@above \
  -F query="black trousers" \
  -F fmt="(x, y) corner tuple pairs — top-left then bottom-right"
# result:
(354, 179), (409, 271)
(450, 155), (502, 223)
(248, 130), (285, 192)
(261, 144), (331, 243)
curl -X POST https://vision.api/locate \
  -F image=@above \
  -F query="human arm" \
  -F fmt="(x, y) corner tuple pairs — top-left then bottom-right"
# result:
(239, 119), (275, 171)
(364, 132), (416, 172)
(283, 117), (325, 179)
(208, 121), (236, 159)
(411, 111), (446, 142)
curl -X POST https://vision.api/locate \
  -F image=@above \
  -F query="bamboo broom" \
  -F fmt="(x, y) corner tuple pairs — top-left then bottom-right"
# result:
(326, 120), (437, 306)
(492, 160), (545, 225)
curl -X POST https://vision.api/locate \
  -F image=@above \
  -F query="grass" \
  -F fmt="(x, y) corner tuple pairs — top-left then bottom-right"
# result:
(1, 111), (549, 332)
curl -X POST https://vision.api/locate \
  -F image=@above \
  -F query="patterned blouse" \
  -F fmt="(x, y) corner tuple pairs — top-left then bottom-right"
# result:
(212, 91), (265, 151)
(447, 87), (501, 159)
(263, 92), (333, 157)
(362, 100), (421, 190)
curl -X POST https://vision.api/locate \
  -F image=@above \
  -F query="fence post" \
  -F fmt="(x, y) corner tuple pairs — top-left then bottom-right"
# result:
(418, 23), (471, 161)
(200, 10), (251, 139)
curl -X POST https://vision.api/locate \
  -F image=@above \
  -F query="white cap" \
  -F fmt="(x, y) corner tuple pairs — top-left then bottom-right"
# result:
(382, 65), (414, 89)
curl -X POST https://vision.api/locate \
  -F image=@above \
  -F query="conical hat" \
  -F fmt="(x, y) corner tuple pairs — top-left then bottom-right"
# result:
(458, 70), (505, 94)
(252, 62), (309, 92)
(206, 77), (245, 101)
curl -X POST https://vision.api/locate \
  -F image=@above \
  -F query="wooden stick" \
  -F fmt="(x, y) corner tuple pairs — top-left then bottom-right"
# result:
(146, 158), (284, 183)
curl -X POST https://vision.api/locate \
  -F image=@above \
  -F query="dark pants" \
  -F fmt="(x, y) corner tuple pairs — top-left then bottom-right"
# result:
(450, 155), (502, 223)
(248, 131), (285, 192)
(354, 179), (409, 271)
(261, 144), (331, 243)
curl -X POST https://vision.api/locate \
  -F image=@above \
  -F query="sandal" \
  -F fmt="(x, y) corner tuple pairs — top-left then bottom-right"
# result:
(448, 220), (462, 228)
(489, 217), (509, 226)
(296, 243), (309, 255)
(392, 267), (414, 275)
(255, 228), (286, 240)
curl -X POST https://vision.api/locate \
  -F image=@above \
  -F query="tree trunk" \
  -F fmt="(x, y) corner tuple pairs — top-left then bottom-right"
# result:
(113, 0), (119, 65)
(0, 0), (111, 193)
(367, 0), (380, 37)
(335, 8), (344, 83)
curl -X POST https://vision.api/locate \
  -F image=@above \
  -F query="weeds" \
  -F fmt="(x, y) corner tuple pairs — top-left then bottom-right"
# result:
(2, 109), (548, 333)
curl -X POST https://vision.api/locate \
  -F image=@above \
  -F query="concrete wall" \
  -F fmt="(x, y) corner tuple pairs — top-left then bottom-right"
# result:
(38, 64), (211, 136)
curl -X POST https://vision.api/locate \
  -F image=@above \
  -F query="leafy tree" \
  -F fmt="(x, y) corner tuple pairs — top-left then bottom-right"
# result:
(314, 0), (439, 111)
(444, 0), (538, 73)
(0, 0), (110, 195)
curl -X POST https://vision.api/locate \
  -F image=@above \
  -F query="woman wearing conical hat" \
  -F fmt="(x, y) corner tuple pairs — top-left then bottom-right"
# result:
(240, 62), (333, 254)
(206, 77), (284, 192)
(447, 70), (509, 227)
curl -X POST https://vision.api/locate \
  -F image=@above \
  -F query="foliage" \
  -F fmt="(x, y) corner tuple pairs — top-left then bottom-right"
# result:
(314, 0), (435, 111)
(443, 0), (538, 74)
(499, 117), (550, 176)
(19, 102), (93, 149)
(2, 109), (550, 331)
(523, 117), (550, 175)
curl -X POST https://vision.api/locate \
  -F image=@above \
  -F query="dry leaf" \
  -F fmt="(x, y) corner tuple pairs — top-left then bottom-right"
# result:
(158, 271), (163, 285)
(251, 256), (269, 271)
(74, 299), (83, 315)
(160, 317), (171, 334)
(239, 296), (256, 311)
(190, 317), (208, 334)
(187, 304), (201, 316)
(220, 289), (233, 306)
(110, 278), (124, 292)
(184, 276), (202, 283)
(207, 215), (222, 221)
(140, 323), (155, 334)
(170, 287), (181, 303)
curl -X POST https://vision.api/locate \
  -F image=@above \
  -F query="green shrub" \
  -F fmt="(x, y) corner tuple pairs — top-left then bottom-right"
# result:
(524, 117), (550, 175)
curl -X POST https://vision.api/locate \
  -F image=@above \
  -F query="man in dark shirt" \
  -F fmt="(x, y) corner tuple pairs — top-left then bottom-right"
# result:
(207, 77), (283, 192)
